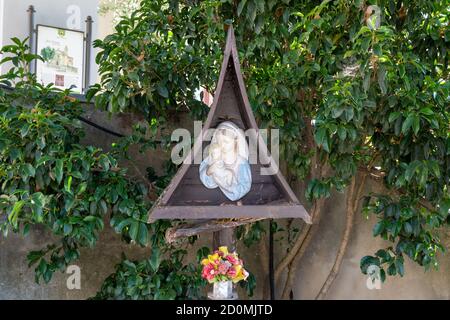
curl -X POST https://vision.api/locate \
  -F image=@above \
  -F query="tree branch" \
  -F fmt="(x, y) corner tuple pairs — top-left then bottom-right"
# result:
(315, 175), (358, 299)
(165, 218), (266, 243)
(280, 223), (314, 299)
(274, 113), (329, 298)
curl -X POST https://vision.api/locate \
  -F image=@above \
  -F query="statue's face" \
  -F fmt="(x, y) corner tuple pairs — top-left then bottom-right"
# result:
(210, 145), (221, 160)
(217, 130), (235, 154)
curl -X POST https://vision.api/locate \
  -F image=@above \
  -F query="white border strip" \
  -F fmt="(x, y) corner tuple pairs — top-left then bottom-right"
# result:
(0, 0), (4, 67)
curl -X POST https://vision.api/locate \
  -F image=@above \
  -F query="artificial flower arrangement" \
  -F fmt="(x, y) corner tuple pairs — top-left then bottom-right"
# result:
(201, 246), (249, 284)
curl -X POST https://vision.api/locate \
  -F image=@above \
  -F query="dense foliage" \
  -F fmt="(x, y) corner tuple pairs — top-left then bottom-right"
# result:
(93, 248), (206, 300)
(0, 38), (210, 299)
(0, 38), (152, 282)
(0, 0), (448, 300)
(90, 0), (449, 286)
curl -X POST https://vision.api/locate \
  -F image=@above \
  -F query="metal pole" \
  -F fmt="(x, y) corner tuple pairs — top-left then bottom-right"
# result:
(269, 219), (275, 300)
(27, 5), (35, 73)
(84, 16), (93, 93)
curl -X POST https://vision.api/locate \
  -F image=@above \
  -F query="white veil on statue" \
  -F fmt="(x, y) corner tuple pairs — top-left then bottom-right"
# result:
(210, 121), (249, 161)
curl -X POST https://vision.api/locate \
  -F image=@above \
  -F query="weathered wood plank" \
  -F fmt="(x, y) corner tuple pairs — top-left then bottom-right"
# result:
(150, 203), (311, 222)
(165, 218), (267, 243)
(168, 182), (282, 206)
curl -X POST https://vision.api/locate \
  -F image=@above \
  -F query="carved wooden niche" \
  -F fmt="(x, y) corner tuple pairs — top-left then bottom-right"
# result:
(148, 26), (311, 224)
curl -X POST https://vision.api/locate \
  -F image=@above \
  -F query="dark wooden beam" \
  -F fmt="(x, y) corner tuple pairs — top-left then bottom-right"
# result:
(150, 203), (311, 222)
(165, 218), (265, 243)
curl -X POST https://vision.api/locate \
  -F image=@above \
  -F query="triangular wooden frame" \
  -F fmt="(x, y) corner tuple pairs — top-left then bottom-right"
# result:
(149, 26), (311, 224)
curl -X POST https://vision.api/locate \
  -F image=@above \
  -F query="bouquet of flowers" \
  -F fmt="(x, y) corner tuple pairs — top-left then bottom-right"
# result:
(201, 246), (249, 284)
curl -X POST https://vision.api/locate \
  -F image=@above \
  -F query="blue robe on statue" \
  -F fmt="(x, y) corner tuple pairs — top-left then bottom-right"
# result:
(199, 156), (252, 201)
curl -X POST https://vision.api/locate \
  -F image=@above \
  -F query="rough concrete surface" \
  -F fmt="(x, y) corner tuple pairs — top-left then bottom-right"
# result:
(290, 184), (450, 300)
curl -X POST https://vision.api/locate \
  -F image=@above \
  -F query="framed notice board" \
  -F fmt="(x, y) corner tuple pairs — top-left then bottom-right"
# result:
(35, 24), (84, 93)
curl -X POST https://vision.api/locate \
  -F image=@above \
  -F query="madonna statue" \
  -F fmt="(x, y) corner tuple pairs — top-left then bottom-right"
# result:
(199, 121), (252, 201)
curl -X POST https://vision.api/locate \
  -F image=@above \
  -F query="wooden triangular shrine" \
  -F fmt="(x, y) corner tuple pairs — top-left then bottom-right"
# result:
(149, 26), (311, 223)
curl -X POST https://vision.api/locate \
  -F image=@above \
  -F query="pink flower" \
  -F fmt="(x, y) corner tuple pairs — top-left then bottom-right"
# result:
(226, 255), (239, 265)
(218, 262), (229, 275)
(202, 263), (217, 282)
(227, 266), (237, 278)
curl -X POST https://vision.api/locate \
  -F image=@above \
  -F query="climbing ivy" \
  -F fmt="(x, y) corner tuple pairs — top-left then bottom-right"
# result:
(90, 0), (449, 289)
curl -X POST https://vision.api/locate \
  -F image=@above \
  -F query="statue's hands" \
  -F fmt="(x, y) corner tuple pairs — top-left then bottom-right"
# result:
(224, 174), (232, 186)
(206, 161), (219, 176)
(224, 169), (235, 186)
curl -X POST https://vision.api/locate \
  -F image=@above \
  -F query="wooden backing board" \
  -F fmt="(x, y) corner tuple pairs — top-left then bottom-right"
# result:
(148, 26), (311, 224)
